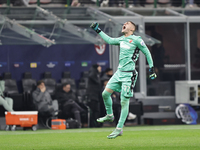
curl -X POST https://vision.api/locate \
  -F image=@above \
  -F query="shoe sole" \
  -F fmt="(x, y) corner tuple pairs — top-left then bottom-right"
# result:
(97, 117), (114, 123)
(107, 131), (123, 139)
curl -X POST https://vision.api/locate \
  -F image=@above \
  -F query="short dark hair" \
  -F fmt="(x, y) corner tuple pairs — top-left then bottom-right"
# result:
(105, 68), (112, 73)
(129, 21), (136, 32)
(37, 80), (44, 86)
(62, 82), (70, 88)
(92, 64), (99, 69)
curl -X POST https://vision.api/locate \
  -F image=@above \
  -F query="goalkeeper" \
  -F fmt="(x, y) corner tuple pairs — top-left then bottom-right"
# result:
(90, 21), (157, 139)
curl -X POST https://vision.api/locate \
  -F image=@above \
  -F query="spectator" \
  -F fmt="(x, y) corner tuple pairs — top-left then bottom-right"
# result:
(108, 0), (119, 7)
(140, 0), (146, 7)
(128, 0), (139, 7)
(171, 0), (182, 7)
(0, 76), (14, 112)
(32, 80), (58, 116)
(21, 0), (30, 6)
(10, 0), (29, 6)
(54, 83), (84, 127)
(71, 0), (80, 7)
(194, 0), (200, 7)
(101, 68), (113, 83)
(100, 0), (109, 7)
(86, 64), (102, 127)
(187, 0), (194, 7)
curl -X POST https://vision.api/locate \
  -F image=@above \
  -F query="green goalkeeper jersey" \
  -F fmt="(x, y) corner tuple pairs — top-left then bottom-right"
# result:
(99, 31), (153, 71)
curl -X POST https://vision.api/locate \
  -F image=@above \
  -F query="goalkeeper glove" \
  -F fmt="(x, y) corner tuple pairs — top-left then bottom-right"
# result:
(90, 22), (101, 33)
(149, 67), (157, 80)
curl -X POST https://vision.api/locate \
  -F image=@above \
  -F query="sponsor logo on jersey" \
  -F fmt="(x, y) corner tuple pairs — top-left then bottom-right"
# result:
(94, 44), (106, 55)
(140, 40), (145, 46)
(129, 39), (133, 43)
(120, 41), (130, 49)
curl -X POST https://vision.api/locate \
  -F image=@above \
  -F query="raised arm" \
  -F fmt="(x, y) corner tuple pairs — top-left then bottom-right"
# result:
(137, 37), (153, 68)
(136, 36), (157, 80)
(32, 89), (44, 103)
(90, 22), (120, 45)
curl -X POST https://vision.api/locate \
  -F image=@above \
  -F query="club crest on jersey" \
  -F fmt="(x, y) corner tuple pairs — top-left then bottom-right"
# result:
(129, 39), (133, 43)
(140, 40), (145, 46)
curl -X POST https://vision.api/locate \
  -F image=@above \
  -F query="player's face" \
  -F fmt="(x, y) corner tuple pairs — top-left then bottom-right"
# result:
(121, 22), (135, 34)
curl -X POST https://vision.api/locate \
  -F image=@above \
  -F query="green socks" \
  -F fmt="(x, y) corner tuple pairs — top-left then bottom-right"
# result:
(117, 98), (129, 128)
(102, 90), (130, 129)
(102, 90), (113, 115)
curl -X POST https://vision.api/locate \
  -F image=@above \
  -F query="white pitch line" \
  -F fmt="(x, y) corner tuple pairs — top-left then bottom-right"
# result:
(0, 125), (200, 135)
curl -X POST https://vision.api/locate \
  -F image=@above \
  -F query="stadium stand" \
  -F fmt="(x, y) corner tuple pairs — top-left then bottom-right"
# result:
(3, 72), (24, 111)
(22, 72), (37, 111)
(1, 0), (198, 8)
(42, 72), (57, 95)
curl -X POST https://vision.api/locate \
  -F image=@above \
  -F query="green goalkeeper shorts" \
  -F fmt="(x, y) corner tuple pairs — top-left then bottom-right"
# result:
(106, 69), (138, 98)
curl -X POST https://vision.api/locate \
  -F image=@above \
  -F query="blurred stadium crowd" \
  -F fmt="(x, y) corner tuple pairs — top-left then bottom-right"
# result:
(0, 0), (200, 8)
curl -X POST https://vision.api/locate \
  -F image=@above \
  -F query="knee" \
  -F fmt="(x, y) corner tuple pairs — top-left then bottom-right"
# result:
(102, 90), (107, 99)
(120, 100), (128, 107)
(5, 97), (13, 102)
(102, 90), (110, 99)
(120, 96), (129, 107)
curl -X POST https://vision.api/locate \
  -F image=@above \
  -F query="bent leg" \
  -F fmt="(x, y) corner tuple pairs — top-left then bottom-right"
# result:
(52, 100), (59, 111)
(74, 110), (81, 126)
(5, 97), (13, 109)
(102, 88), (113, 115)
(0, 96), (14, 111)
(97, 89), (114, 123)
(72, 101), (85, 112)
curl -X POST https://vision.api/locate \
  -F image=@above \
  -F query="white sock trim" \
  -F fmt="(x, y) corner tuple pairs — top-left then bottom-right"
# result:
(107, 114), (113, 116)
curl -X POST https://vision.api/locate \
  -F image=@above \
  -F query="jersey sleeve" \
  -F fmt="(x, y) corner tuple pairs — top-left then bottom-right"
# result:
(99, 31), (120, 45)
(136, 36), (154, 68)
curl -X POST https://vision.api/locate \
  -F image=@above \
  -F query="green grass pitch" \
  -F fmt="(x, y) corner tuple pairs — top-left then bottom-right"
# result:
(0, 125), (200, 150)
